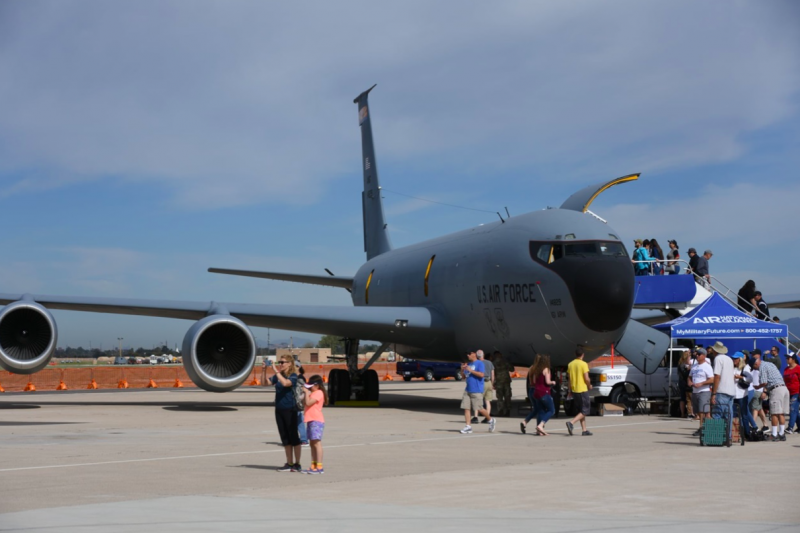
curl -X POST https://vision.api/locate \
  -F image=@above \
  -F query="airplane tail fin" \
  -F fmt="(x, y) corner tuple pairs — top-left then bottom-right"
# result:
(354, 84), (392, 260)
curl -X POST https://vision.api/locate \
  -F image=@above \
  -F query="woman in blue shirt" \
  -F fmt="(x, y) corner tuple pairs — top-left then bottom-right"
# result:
(270, 354), (302, 471)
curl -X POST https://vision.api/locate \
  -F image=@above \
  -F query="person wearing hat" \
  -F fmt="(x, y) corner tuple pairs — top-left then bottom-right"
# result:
(301, 374), (328, 474)
(665, 240), (681, 275)
(755, 356), (789, 441)
(732, 351), (756, 438)
(710, 342), (735, 441)
(632, 239), (652, 276)
(689, 348), (714, 436)
(782, 353), (800, 435)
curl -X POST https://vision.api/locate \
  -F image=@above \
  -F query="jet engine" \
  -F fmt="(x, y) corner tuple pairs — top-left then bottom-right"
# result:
(0, 301), (58, 374)
(182, 315), (256, 392)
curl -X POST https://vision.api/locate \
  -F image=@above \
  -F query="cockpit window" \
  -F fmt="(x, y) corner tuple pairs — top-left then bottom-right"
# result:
(530, 240), (627, 265)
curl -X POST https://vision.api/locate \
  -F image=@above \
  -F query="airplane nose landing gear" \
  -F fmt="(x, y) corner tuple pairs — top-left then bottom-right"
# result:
(327, 338), (385, 405)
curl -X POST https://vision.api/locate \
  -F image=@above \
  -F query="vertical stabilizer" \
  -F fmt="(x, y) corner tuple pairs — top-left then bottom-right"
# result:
(354, 85), (392, 260)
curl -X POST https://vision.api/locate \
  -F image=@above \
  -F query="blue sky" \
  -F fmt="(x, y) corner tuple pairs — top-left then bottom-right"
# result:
(1, 0), (799, 349)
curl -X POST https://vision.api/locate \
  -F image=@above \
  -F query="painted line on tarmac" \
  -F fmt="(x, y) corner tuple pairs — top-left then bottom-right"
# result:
(0, 418), (680, 473)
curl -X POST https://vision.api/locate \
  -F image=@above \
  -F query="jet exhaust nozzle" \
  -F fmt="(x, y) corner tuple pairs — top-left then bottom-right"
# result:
(0, 301), (58, 374)
(182, 315), (256, 392)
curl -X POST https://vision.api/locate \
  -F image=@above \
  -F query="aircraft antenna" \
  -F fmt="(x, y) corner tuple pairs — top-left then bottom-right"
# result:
(505, 207), (511, 218)
(497, 212), (505, 223)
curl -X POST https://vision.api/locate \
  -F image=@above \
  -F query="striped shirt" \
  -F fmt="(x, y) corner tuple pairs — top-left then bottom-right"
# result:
(759, 361), (785, 389)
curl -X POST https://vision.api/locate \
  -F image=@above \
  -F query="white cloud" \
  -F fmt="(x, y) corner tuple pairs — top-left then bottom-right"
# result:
(0, 1), (797, 207)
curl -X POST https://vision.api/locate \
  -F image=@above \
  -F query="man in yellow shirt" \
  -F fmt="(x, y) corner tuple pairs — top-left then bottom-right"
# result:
(566, 347), (593, 436)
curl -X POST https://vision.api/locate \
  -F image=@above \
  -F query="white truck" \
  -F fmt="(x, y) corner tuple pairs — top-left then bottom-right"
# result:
(588, 348), (689, 405)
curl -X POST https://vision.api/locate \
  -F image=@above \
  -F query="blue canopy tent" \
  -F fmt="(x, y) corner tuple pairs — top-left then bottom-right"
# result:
(653, 292), (789, 405)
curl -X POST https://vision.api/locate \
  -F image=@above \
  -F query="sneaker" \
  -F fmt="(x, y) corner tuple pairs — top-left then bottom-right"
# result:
(785, 429), (794, 435)
(301, 467), (323, 474)
(520, 422), (526, 434)
(761, 426), (769, 432)
(582, 430), (593, 436)
(770, 435), (779, 442)
(692, 429), (701, 437)
(460, 425), (473, 434)
(566, 421), (574, 435)
(481, 418), (490, 424)
(779, 434), (786, 442)
(489, 418), (496, 433)
(291, 463), (302, 472)
(301, 441), (310, 447)
(277, 463), (293, 472)
(471, 416), (479, 423)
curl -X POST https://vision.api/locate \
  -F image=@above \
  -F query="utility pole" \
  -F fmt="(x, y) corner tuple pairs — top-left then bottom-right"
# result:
(117, 337), (124, 358)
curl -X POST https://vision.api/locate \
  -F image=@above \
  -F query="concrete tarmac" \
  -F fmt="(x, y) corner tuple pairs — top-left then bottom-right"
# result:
(1, 381), (798, 532)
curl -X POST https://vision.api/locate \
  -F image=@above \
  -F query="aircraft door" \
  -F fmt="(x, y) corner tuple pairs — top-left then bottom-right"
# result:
(615, 319), (670, 375)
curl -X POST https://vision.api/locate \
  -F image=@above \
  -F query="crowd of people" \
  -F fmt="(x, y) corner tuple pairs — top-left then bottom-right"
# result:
(678, 342), (799, 442)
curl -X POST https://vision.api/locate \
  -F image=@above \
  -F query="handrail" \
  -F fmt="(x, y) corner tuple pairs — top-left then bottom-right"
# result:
(632, 259), (797, 351)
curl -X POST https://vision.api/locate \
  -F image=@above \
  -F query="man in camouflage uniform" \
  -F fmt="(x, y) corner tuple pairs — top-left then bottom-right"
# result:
(492, 351), (513, 416)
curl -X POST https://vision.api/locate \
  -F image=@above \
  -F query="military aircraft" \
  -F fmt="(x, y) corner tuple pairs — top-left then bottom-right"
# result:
(0, 85), (670, 402)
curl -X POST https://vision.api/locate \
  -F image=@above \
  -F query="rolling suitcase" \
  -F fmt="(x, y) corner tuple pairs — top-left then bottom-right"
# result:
(700, 404), (733, 447)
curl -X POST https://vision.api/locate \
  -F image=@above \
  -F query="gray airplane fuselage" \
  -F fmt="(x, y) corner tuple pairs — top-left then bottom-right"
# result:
(351, 208), (634, 368)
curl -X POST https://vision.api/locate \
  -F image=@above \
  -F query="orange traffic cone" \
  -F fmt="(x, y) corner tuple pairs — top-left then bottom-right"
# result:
(248, 371), (260, 386)
(381, 373), (394, 381)
(322, 374), (328, 383)
(173, 378), (184, 388)
(56, 380), (68, 390)
(147, 378), (158, 388)
(117, 379), (129, 389)
(511, 371), (521, 378)
(24, 381), (36, 392)
(87, 379), (98, 389)
(0, 382), (4, 393)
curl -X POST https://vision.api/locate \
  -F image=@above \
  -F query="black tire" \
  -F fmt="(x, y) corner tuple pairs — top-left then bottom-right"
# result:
(423, 368), (434, 382)
(609, 385), (631, 405)
(362, 369), (379, 402)
(328, 369), (341, 405)
(454, 371), (463, 381)
(328, 369), (352, 404)
(434, 376), (442, 381)
(403, 376), (412, 382)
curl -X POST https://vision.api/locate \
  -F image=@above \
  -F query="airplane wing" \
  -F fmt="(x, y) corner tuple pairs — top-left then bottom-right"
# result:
(764, 294), (800, 310)
(0, 293), (449, 343)
(207, 268), (353, 290)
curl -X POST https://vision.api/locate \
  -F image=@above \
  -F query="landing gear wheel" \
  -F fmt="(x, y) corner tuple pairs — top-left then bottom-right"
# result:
(424, 368), (434, 382)
(362, 369), (379, 402)
(328, 369), (352, 404)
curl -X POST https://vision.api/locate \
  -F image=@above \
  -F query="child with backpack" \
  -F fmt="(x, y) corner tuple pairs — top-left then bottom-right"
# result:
(301, 375), (328, 474)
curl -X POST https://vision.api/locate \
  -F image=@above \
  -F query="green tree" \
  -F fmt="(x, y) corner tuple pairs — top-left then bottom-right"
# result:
(302, 342), (314, 348)
(318, 335), (342, 353)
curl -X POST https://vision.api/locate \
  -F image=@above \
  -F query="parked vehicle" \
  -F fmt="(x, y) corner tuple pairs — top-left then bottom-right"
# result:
(396, 359), (463, 382)
(588, 348), (689, 405)
(113, 356), (128, 365)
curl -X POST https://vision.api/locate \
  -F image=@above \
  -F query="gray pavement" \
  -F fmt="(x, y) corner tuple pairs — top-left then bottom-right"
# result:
(1, 381), (798, 532)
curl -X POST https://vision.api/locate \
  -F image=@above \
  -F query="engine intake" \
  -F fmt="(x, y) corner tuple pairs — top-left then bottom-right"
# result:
(0, 301), (58, 374)
(182, 315), (256, 392)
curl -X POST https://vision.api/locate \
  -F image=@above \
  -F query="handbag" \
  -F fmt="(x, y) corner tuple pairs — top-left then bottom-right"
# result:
(737, 369), (752, 390)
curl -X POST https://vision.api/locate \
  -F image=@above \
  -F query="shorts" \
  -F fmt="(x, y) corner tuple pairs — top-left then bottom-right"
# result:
(769, 386), (790, 415)
(573, 391), (590, 416)
(692, 391), (711, 414)
(461, 391), (483, 411)
(307, 421), (325, 441)
(275, 408), (301, 446)
(482, 381), (494, 401)
(749, 393), (762, 413)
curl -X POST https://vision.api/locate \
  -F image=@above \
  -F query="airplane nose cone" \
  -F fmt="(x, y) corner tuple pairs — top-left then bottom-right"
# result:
(572, 260), (634, 332)
(551, 258), (634, 332)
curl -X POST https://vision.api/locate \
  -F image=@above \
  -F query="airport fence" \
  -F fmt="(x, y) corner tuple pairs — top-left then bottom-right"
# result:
(0, 358), (627, 393)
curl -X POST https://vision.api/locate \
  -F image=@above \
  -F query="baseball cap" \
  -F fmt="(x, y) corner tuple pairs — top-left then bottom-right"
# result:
(696, 348), (707, 355)
(704, 249), (713, 255)
(302, 382), (315, 389)
(634, 238), (642, 245)
(731, 351), (743, 359)
(668, 239), (678, 246)
(688, 247), (697, 254)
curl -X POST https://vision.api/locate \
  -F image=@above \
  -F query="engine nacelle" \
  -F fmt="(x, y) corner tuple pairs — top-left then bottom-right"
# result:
(182, 314), (256, 392)
(0, 301), (58, 374)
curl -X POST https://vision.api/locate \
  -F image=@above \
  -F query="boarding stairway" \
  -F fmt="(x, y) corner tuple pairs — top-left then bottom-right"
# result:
(632, 259), (799, 351)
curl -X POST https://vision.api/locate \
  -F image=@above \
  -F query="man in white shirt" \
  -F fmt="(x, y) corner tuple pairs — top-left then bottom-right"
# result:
(710, 341), (735, 441)
(689, 348), (714, 437)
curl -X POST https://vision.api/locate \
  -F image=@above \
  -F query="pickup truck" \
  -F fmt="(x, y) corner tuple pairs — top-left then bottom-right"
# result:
(396, 359), (464, 382)
(588, 348), (689, 405)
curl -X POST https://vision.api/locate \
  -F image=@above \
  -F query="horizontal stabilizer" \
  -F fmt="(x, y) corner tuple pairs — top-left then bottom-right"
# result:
(208, 268), (353, 289)
(614, 318), (671, 375)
